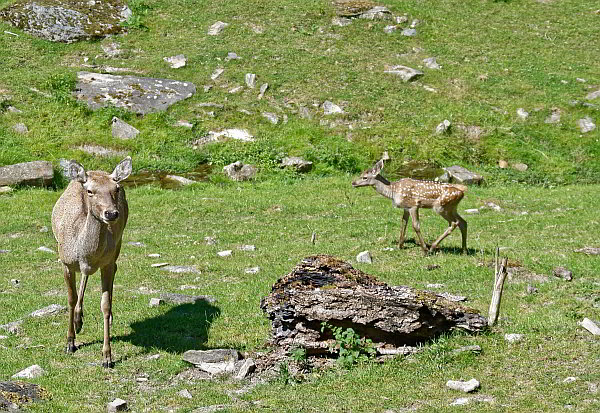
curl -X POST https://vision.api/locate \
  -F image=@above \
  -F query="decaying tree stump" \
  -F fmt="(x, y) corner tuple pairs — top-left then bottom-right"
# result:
(260, 255), (487, 354)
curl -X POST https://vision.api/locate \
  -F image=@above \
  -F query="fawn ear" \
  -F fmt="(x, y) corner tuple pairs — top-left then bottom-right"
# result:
(373, 159), (385, 174)
(111, 156), (132, 183)
(68, 161), (87, 183)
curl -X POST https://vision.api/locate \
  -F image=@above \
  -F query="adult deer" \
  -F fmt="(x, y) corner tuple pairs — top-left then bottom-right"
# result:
(352, 157), (468, 254)
(52, 157), (132, 368)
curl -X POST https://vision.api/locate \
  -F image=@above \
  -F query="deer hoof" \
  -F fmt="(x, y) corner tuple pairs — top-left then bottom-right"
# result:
(102, 360), (115, 369)
(66, 342), (77, 354)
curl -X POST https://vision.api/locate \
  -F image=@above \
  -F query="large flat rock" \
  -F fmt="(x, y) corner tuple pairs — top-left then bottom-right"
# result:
(74, 72), (196, 115)
(0, 161), (53, 187)
(0, 0), (131, 43)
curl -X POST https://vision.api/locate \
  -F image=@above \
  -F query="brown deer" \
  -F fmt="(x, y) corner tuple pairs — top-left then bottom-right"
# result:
(52, 157), (132, 368)
(352, 157), (468, 254)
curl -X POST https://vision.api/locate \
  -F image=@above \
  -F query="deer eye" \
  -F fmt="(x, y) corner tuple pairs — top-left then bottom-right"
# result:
(87, 189), (93, 196)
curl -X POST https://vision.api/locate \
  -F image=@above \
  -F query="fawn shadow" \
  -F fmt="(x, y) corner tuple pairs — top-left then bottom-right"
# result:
(115, 299), (221, 354)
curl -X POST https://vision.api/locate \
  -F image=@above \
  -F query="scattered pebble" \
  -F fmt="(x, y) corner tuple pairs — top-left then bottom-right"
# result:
(563, 377), (578, 384)
(426, 283), (444, 288)
(151, 262), (169, 268)
(402, 28), (416, 36)
(107, 398), (128, 412)
(12, 364), (46, 379)
(37, 246), (55, 253)
(149, 298), (164, 307)
(217, 250), (232, 257)
(147, 253), (161, 258)
(553, 266), (573, 281)
(516, 108), (529, 120)
(526, 285), (539, 294)
(146, 354), (161, 361)
(208, 21), (229, 36)
(323, 100), (343, 115)
(446, 378), (480, 393)
(245, 73), (256, 88)
(578, 117), (596, 133)
(128, 242), (146, 247)
(356, 251), (372, 264)
(423, 57), (441, 69)
(178, 389), (193, 399)
(239, 245), (256, 251)
(504, 333), (524, 343)
(465, 208), (480, 214)
(245, 267), (260, 274)
(164, 54), (187, 69)
(578, 318), (600, 335)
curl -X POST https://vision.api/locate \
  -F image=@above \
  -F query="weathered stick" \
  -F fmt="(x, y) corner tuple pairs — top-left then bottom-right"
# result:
(488, 248), (508, 327)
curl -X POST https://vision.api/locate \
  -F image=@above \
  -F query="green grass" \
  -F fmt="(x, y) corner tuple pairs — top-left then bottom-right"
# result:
(0, 0), (598, 183)
(1, 179), (599, 411)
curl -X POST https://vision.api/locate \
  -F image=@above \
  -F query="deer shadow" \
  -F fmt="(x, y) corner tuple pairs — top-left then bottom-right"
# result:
(115, 299), (221, 354)
(395, 238), (475, 255)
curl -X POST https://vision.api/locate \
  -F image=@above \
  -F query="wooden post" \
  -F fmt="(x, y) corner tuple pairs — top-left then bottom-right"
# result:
(488, 248), (508, 327)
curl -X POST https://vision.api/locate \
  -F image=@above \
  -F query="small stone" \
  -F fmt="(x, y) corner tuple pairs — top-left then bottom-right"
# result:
(439, 292), (467, 302)
(545, 108), (561, 124)
(484, 202), (501, 211)
(578, 117), (596, 133)
(11, 279), (20, 286)
(30, 304), (66, 317)
(356, 251), (372, 264)
(262, 112), (279, 124)
(245, 267), (260, 274)
(208, 21), (229, 36)
(504, 333), (524, 343)
(450, 345), (482, 355)
(112, 117), (140, 140)
(239, 245), (256, 251)
(512, 163), (528, 172)
(107, 398), (128, 412)
(217, 250), (232, 257)
(410, 19), (420, 28)
(147, 253), (161, 258)
(146, 354), (161, 361)
(245, 73), (256, 88)
(465, 209), (480, 214)
(208, 129), (254, 142)
(323, 100), (343, 115)
(446, 378), (480, 393)
(585, 89), (600, 100)
(435, 119), (451, 134)
(178, 389), (193, 399)
(165, 175), (196, 186)
(563, 377), (578, 383)
(39, 226), (49, 232)
(0, 186), (13, 194)
(235, 358), (256, 380)
(384, 65), (423, 82)
(332, 17), (352, 27)
(37, 246), (55, 253)
(7, 106), (23, 113)
(161, 265), (201, 274)
(281, 157), (313, 173)
(175, 120), (194, 128)
(402, 28), (416, 36)
(228, 86), (243, 94)
(225, 52), (240, 61)
(128, 241), (146, 247)
(163, 54), (187, 69)
(450, 398), (470, 406)
(12, 364), (45, 379)
(426, 283), (444, 288)
(526, 285), (539, 294)
(516, 108), (529, 120)
(211, 68), (224, 80)
(0, 320), (23, 334)
(149, 298), (164, 307)
(223, 161), (257, 181)
(574, 247), (600, 255)
(383, 25), (397, 33)
(498, 160), (508, 168)
(578, 318), (600, 335)
(12, 123), (28, 134)
(443, 165), (483, 185)
(423, 57), (441, 69)
(553, 266), (572, 281)
(151, 262), (169, 268)
(205, 237), (217, 245)
(258, 83), (269, 99)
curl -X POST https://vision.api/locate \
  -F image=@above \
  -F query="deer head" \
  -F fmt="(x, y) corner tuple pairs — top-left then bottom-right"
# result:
(352, 159), (385, 188)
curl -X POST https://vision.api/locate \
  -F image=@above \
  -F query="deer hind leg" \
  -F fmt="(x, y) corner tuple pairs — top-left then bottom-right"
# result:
(456, 212), (467, 254)
(430, 205), (462, 253)
(408, 207), (428, 253)
(74, 273), (89, 334)
(63, 266), (78, 353)
(398, 209), (410, 248)
(100, 263), (116, 368)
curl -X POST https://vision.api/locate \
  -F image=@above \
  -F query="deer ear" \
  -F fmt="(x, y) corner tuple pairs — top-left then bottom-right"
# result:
(374, 159), (385, 173)
(111, 156), (132, 183)
(68, 161), (87, 183)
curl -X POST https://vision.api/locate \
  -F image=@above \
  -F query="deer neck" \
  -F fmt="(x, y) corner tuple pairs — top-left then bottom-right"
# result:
(78, 201), (105, 253)
(372, 175), (394, 200)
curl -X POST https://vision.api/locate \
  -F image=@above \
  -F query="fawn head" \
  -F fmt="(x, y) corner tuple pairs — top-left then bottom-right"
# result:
(67, 157), (132, 223)
(352, 159), (385, 188)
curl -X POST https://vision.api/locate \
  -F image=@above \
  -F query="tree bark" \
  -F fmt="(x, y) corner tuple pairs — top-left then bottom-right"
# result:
(261, 255), (487, 354)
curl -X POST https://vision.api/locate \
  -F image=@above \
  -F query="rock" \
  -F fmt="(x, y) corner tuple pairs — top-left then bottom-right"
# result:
(322, 100), (343, 115)
(239, 245), (256, 251)
(107, 398), (127, 412)
(75, 72), (196, 115)
(234, 358), (256, 380)
(516, 108), (529, 120)
(164, 54), (187, 69)
(0, 186), (13, 194)
(442, 165), (483, 185)
(217, 250), (232, 257)
(12, 365), (45, 379)
(401, 28), (416, 36)
(164, 175), (196, 186)
(223, 161), (257, 181)
(456, 124), (485, 140)
(146, 354), (161, 361)
(553, 266), (573, 281)
(512, 163), (528, 172)
(160, 265), (200, 274)
(383, 25), (397, 33)
(0, 320), (23, 334)
(208, 21), (228, 35)
(245, 267), (260, 274)
(281, 157), (313, 173)
(435, 119), (451, 134)
(128, 241), (145, 247)
(545, 107), (561, 124)
(76, 145), (128, 158)
(205, 237), (217, 245)
(178, 389), (193, 399)
(0, 161), (53, 187)
(439, 292), (467, 302)
(331, 16), (352, 27)
(245, 73), (256, 88)
(102, 42), (122, 57)
(228, 86), (243, 94)
(175, 120), (194, 128)
(0, 0), (130, 43)
(483, 201), (501, 211)
(384, 65), (423, 82)
(450, 397), (470, 406)
(149, 298), (163, 307)
(150, 262), (168, 267)
(11, 279), (20, 286)
(526, 285), (539, 294)
(159, 293), (217, 305)
(578, 318), (600, 335)
(258, 83), (269, 99)
(451, 345), (482, 356)
(465, 208), (480, 214)
(498, 160), (508, 168)
(446, 378), (480, 393)
(224, 52), (240, 61)
(111, 117), (139, 140)
(574, 247), (600, 255)
(356, 250), (372, 264)
(12, 123), (28, 134)
(208, 129), (254, 142)
(423, 57), (441, 69)
(262, 112), (279, 124)
(504, 333), (524, 343)
(578, 116), (596, 133)
(37, 246), (55, 253)
(211, 68), (224, 80)
(0, 381), (46, 410)
(183, 349), (240, 374)
(358, 6), (392, 20)
(585, 89), (600, 100)
(30, 304), (65, 317)
(563, 377), (578, 383)
(426, 283), (444, 288)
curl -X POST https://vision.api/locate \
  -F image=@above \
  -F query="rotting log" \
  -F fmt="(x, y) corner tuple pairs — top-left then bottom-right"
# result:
(260, 255), (487, 354)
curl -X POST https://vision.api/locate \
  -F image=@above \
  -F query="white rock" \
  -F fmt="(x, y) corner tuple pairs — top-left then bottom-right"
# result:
(402, 28), (417, 36)
(504, 333), (524, 343)
(235, 358), (256, 380)
(30, 304), (66, 317)
(151, 262), (169, 268)
(245, 73), (256, 88)
(209, 129), (254, 142)
(383, 25), (397, 33)
(446, 378), (480, 393)
(578, 318), (600, 335)
(356, 251), (372, 264)
(107, 398), (128, 412)
(239, 245), (256, 251)
(148, 253), (161, 258)
(258, 83), (269, 99)
(483, 202), (502, 211)
(384, 65), (423, 82)
(37, 246), (55, 253)
(450, 397), (470, 406)
(323, 100), (343, 115)
(164, 54), (187, 69)
(578, 117), (596, 133)
(165, 175), (196, 186)
(245, 267), (260, 274)
(517, 108), (529, 120)
(211, 68), (224, 80)
(178, 389), (193, 399)
(217, 250), (232, 257)
(435, 119), (451, 134)
(426, 283), (445, 289)
(149, 298), (163, 307)
(262, 112), (279, 124)
(563, 377), (578, 383)
(423, 57), (441, 69)
(465, 209), (480, 214)
(12, 364), (45, 379)
(208, 21), (229, 36)
(585, 89), (600, 100)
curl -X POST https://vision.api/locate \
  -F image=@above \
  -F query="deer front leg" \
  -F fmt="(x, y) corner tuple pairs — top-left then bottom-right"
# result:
(408, 207), (428, 253)
(398, 209), (410, 248)
(100, 264), (116, 368)
(74, 273), (89, 334)
(430, 221), (458, 252)
(63, 266), (78, 354)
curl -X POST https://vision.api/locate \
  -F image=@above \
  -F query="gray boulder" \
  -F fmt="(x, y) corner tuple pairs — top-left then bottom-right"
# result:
(441, 165), (483, 185)
(74, 72), (196, 115)
(111, 117), (139, 140)
(384, 65), (423, 82)
(0, 0), (131, 43)
(223, 161), (257, 181)
(0, 161), (53, 187)
(281, 157), (313, 173)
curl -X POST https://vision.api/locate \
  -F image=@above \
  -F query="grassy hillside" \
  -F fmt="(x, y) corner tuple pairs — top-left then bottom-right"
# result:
(0, 0), (598, 185)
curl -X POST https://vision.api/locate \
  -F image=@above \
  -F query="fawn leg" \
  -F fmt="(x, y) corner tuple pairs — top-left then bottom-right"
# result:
(430, 206), (460, 252)
(74, 273), (89, 334)
(63, 266), (78, 353)
(100, 264), (116, 368)
(398, 209), (410, 248)
(409, 207), (428, 253)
